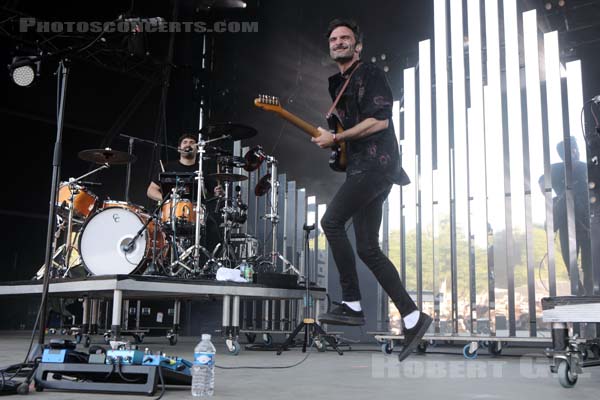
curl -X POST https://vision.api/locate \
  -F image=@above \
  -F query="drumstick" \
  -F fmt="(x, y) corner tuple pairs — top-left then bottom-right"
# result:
(159, 159), (165, 173)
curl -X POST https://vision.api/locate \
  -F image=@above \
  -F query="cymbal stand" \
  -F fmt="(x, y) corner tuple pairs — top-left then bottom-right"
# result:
(61, 164), (110, 276)
(171, 133), (229, 274)
(262, 155), (300, 275)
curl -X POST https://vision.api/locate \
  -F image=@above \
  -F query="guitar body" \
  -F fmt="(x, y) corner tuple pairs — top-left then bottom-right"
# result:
(326, 114), (347, 172)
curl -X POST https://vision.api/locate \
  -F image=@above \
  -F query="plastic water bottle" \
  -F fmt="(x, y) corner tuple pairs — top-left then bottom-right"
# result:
(192, 334), (216, 397)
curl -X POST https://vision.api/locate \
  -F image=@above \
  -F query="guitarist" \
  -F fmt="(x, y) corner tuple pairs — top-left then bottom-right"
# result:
(313, 18), (431, 361)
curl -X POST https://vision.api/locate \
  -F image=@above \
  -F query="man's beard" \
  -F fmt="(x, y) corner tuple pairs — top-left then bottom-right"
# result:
(330, 45), (355, 62)
(180, 147), (196, 159)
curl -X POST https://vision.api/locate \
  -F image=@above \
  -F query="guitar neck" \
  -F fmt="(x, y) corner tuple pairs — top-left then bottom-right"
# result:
(277, 108), (321, 138)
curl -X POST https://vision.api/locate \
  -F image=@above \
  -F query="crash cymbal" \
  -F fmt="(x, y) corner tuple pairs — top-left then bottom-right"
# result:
(201, 123), (257, 141)
(255, 173), (271, 196)
(78, 148), (136, 165)
(207, 172), (248, 183)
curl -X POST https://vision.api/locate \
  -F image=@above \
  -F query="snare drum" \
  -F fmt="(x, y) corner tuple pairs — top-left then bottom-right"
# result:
(79, 206), (166, 275)
(57, 182), (98, 218)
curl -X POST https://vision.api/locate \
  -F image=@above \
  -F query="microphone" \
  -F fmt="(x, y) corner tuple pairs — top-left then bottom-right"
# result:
(79, 181), (102, 187)
(121, 238), (136, 253)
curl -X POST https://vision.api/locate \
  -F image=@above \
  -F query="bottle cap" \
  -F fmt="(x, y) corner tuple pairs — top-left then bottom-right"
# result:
(202, 334), (211, 340)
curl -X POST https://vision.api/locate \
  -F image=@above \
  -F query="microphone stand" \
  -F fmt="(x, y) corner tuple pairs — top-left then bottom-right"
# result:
(30, 60), (69, 362)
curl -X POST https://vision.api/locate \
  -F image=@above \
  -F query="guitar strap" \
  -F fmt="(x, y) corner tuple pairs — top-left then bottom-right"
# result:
(326, 61), (362, 118)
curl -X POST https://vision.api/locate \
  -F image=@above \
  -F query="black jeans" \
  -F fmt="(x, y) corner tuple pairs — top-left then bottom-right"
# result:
(320, 171), (418, 316)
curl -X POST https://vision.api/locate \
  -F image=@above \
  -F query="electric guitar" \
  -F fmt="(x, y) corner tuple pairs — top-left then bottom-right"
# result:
(253, 95), (347, 172)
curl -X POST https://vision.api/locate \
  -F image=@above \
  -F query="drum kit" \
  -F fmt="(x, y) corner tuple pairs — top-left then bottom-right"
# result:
(37, 123), (299, 281)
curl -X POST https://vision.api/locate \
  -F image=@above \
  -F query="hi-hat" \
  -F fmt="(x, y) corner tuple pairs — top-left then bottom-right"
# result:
(201, 123), (257, 141)
(207, 172), (248, 183)
(78, 148), (136, 165)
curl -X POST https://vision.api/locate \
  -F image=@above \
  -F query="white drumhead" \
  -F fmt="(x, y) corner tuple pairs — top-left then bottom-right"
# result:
(80, 208), (147, 275)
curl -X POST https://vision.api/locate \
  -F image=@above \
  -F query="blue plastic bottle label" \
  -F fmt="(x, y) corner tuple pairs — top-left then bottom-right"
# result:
(194, 352), (215, 366)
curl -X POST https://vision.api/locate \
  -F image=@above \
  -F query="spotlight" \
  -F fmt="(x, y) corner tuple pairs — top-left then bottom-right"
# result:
(383, 65), (389, 73)
(380, 53), (387, 61)
(370, 56), (377, 63)
(8, 56), (40, 87)
(558, 0), (565, 7)
(545, 2), (552, 10)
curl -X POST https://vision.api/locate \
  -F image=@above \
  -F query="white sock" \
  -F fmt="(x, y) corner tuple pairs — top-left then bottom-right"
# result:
(342, 301), (362, 312)
(403, 310), (420, 329)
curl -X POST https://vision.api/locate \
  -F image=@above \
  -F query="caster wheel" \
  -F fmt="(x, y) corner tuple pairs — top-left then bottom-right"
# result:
(228, 341), (241, 355)
(103, 334), (111, 345)
(428, 339), (438, 347)
(17, 382), (29, 395)
(169, 335), (178, 346)
(60, 329), (67, 335)
(133, 334), (144, 344)
(381, 341), (393, 355)
(489, 342), (502, 357)
(49, 328), (56, 335)
(463, 344), (477, 359)
(84, 336), (91, 348)
(315, 339), (326, 352)
(34, 384), (43, 392)
(263, 334), (272, 346)
(245, 333), (256, 344)
(416, 342), (428, 354)
(557, 360), (578, 388)
(75, 334), (82, 344)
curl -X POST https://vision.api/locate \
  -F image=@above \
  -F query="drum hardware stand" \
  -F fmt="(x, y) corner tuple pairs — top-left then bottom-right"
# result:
(259, 154), (300, 275)
(169, 133), (229, 275)
(61, 164), (110, 275)
(277, 224), (342, 355)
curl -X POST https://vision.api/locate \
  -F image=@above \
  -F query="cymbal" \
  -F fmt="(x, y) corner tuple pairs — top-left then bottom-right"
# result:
(78, 148), (136, 165)
(201, 123), (257, 141)
(207, 172), (248, 183)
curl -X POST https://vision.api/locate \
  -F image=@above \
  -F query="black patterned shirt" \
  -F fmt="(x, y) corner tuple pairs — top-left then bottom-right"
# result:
(328, 60), (409, 185)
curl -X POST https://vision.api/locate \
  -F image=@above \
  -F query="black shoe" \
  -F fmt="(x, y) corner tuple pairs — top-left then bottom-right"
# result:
(397, 312), (432, 362)
(318, 302), (365, 326)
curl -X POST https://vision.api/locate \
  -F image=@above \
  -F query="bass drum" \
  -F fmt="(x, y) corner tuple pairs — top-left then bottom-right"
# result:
(79, 207), (165, 276)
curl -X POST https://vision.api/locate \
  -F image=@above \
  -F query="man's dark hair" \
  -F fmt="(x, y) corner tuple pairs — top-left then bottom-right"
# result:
(556, 136), (579, 160)
(326, 18), (362, 44)
(177, 133), (196, 147)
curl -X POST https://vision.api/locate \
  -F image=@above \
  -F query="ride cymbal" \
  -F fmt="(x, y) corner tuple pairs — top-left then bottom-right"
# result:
(78, 148), (136, 165)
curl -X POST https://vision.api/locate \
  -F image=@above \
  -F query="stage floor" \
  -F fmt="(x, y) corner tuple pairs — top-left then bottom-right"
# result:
(0, 331), (598, 399)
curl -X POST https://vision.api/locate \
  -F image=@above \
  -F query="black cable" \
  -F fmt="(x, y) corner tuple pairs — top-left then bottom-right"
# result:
(116, 359), (142, 383)
(154, 365), (166, 400)
(215, 343), (314, 370)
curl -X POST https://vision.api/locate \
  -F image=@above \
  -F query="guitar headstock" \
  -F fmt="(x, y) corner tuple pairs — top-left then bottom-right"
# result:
(254, 94), (283, 113)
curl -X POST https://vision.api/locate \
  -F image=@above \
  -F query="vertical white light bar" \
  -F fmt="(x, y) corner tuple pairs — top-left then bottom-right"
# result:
(504, 0), (526, 232)
(523, 10), (547, 226)
(566, 60), (586, 160)
(466, 0), (487, 251)
(544, 31), (565, 165)
(403, 67), (417, 291)
(419, 39), (433, 317)
(450, 0), (469, 330)
(485, 0), (507, 334)
(390, 101), (402, 234)
(434, 0), (450, 331)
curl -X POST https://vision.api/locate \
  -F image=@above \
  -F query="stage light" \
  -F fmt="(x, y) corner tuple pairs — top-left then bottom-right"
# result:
(371, 56), (376, 63)
(380, 53), (387, 61)
(8, 56), (39, 87)
(383, 65), (389, 72)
